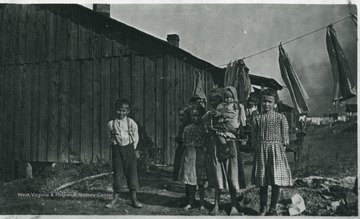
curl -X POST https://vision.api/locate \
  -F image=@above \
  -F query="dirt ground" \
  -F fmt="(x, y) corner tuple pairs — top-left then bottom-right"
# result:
(0, 122), (357, 216)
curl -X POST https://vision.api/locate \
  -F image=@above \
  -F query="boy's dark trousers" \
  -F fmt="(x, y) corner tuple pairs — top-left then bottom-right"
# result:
(112, 143), (139, 192)
(109, 143), (142, 208)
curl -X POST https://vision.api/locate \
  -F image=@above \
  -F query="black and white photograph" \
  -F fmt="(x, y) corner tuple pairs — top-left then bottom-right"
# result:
(0, 1), (358, 216)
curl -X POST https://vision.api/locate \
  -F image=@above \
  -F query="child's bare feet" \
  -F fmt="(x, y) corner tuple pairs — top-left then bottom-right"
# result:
(229, 206), (238, 216)
(200, 205), (206, 211)
(209, 205), (219, 215)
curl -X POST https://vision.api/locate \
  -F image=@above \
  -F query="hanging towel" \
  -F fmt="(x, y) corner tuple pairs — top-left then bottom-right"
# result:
(278, 45), (310, 114)
(191, 70), (207, 102)
(326, 25), (356, 104)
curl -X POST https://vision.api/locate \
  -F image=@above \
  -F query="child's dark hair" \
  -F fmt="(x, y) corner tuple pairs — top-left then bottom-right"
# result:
(177, 104), (192, 121)
(260, 88), (279, 103)
(115, 98), (131, 109)
(191, 103), (206, 116)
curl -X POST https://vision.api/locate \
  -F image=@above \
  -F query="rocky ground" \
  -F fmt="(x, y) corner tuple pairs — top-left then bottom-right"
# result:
(0, 122), (357, 216)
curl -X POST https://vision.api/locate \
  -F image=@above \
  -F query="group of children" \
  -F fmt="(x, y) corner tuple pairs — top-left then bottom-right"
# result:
(106, 86), (293, 216)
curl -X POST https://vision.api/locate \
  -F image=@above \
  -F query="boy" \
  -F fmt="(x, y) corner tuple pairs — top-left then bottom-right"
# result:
(105, 99), (143, 208)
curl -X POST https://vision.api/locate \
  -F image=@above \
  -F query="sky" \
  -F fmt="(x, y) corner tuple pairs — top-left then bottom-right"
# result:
(85, 3), (357, 116)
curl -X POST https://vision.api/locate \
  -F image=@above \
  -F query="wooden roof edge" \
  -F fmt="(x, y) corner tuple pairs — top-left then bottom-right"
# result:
(35, 4), (222, 77)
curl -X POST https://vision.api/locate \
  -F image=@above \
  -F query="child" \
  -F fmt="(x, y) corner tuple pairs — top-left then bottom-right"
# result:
(178, 104), (208, 210)
(251, 89), (293, 216)
(204, 88), (244, 216)
(105, 99), (143, 209)
(212, 86), (240, 162)
(173, 104), (192, 181)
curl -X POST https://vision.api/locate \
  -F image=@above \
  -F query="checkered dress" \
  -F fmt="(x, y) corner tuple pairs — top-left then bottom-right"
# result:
(251, 111), (293, 187)
(178, 124), (208, 185)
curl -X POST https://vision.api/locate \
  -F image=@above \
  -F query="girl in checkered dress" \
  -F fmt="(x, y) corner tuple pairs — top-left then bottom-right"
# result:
(178, 104), (208, 210)
(251, 89), (293, 216)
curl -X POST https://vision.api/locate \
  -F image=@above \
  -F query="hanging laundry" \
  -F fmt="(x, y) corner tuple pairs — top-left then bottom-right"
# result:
(191, 70), (207, 104)
(278, 45), (310, 114)
(326, 25), (356, 104)
(350, 13), (357, 26)
(224, 59), (252, 104)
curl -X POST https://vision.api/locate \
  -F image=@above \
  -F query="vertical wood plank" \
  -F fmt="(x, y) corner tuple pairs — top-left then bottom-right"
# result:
(5, 66), (14, 161)
(17, 5), (27, 64)
(101, 34), (112, 57)
(22, 65), (31, 161)
(3, 66), (9, 161)
(30, 64), (39, 161)
(144, 57), (156, 147)
(48, 62), (59, 162)
(155, 56), (164, 164)
(100, 58), (111, 161)
(0, 5), (4, 65)
(93, 58), (101, 163)
(163, 55), (171, 165)
(90, 29), (101, 58)
(36, 6), (47, 62)
(131, 55), (144, 126)
(170, 58), (181, 164)
(67, 20), (78, 60)
(122, 56), (132, 101)
(0, 67), (4, 160)
(13, 66), (23, 161)
(26, 5), (37, 63)
(81, 60), (93, 163)
(112, 40), (123, 57)
(7, 5), (18, 64)
(69, 60), (81, 163)
(110, 57), (119, 122)
(179, 60), (184, 105)
(56, 13), (67, 60)
(78, 24), (90, 60)
(3, 5), (11, 64)
(46, 8), (56, 62)
(184, 63), (190, 103)
(59, 61), (71, 163)
(38, 62), (49, 162)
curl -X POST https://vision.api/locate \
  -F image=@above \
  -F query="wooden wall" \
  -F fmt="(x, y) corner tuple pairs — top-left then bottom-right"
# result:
(0, 4), (216, 165)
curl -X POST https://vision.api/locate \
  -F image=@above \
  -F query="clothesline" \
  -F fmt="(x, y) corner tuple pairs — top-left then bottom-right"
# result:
(200, 15), (353, 72)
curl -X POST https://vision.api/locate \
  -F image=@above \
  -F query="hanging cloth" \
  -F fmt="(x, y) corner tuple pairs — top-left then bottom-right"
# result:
(191, 70), (207, 102)
(350, 13), (357, 26)
(326, 25), (356, 104)
(224, 59), (252, 104)
(278, 45), (310, 114)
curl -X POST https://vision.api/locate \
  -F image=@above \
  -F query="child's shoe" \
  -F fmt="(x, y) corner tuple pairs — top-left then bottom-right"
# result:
(130, 191), (143, 208)
(105, 193), (122, 208)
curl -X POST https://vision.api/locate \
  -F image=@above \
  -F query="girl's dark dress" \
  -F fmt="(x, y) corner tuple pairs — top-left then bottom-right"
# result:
(173, 123), (189, 181)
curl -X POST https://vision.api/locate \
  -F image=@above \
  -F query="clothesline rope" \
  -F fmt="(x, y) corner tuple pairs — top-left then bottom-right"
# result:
(202, 15), (353, 71)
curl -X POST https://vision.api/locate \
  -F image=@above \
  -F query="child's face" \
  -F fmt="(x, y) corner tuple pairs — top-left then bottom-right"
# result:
(209, 96), (222, 108)
(224, 91), (234, 104)
(261, 95), (276, 112)
(178, 110), (188, 123)
(247, 101), (255, 109)
(116, 104), (130, 119)
(191, 109), (202, 124)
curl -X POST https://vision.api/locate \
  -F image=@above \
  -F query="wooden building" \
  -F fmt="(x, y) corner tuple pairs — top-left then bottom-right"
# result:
(0, 4), (286, 171)
(0, 4), (223, 167)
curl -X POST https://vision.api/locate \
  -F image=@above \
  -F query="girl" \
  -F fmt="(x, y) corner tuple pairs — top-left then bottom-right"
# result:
(178, 104), (208, 210)
(251, 88), (293, 216)
(212, 86), (240, 162)
(173, 105), (192, 181)
(204, 88), (246, 216)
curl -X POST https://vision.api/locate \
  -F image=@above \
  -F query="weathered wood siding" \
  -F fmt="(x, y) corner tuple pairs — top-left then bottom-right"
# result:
(0, 4), (216, 165)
